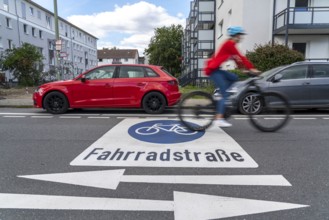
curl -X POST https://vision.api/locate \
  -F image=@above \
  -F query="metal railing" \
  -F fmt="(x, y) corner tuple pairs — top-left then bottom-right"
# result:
(274, 7), (329, 30)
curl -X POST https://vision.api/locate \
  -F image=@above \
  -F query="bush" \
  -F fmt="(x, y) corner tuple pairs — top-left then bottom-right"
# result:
(246, 43), (304, 71)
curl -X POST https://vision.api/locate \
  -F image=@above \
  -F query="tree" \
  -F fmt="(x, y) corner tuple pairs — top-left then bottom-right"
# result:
(0, 43), (43, 86)
(246, 43), (305, 71)
(145, 24), (183, 77)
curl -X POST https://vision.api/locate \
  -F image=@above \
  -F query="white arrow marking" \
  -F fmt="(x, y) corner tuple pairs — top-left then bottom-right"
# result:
(174, 192), (308, 219)
(0, 192), (308, 219)
(18, 170), (291, 190)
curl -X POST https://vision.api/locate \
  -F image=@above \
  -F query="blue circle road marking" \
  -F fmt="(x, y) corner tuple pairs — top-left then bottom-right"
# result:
(128, 120), (205, 144)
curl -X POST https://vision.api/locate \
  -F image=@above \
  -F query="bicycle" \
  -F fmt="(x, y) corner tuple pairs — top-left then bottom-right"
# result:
(135, 123), (198, 135)
(178, 73), (291, 132)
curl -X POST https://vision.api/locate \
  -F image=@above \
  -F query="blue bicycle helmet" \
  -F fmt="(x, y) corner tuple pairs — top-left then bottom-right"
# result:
(227, 26), (246, 36)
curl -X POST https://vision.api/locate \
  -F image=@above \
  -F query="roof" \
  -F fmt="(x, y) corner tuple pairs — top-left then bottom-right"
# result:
(98, 49), (139, 59)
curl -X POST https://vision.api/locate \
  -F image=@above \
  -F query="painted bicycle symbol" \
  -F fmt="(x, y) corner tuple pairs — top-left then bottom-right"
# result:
(135, 123), (198, 135)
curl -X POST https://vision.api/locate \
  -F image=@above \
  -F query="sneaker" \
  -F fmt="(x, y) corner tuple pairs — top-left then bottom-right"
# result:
(213, 119), (232, 127)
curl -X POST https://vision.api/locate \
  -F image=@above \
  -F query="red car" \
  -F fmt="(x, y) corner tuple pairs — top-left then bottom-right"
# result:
(33, 64), (181, 114)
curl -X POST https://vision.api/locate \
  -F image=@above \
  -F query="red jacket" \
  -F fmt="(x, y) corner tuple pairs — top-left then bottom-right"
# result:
(204, 39), (254, 76)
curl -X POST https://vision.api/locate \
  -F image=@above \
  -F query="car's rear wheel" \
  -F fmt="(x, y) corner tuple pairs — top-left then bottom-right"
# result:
(142, 92), (166, 114)
(239, 92), (263, 115)
(43, 91), (69, 114)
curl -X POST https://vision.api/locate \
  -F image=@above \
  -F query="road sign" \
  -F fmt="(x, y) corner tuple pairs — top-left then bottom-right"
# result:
(70, 119), (258, 168)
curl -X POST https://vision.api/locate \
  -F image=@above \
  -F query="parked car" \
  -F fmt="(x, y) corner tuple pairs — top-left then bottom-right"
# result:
(226, 61), (329, 114)
(33, 64), (181, 114)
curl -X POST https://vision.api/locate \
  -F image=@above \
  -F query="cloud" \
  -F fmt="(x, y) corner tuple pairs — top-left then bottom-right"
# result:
(67, 1), (185, 54)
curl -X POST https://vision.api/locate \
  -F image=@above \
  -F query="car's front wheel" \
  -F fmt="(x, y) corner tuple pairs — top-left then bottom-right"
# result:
(239, 92), (263, 115)
(142, 92), (166, 114)
(43, 91), (69, 114)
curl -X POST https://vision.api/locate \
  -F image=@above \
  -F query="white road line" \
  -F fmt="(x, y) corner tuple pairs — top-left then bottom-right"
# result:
(292, 118), (317, 120)
(87, 117), (110, 119)
(323, 118), (329, 120)
(3, 116), (26, 118)
(31, 116), (53, 118)
(264, 118), (285, 120)
(59, 116), (81, 119)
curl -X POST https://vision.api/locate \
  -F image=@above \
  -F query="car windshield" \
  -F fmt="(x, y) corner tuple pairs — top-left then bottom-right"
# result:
(260, 66), (286, 78)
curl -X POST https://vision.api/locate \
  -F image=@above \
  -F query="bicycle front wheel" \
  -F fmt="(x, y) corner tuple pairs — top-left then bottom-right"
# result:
(248, 92), (291, 132)
(178, 91), (216, 131)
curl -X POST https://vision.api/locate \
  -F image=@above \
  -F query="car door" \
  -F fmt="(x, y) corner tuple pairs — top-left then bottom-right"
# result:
(112, 66), (148, 107)
(267, 65), (311, 106)
(70, 66), (115, 107)
(307, 64), (329, 106)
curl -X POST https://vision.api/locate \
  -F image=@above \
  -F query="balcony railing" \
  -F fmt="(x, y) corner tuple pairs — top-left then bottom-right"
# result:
(274, 7), (329, 31)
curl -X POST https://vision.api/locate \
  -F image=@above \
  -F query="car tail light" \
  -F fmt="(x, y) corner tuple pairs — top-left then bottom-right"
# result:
(167, 80), (178, 86)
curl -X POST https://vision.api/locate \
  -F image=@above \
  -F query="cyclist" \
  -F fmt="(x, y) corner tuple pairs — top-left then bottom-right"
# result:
(204, 26), (260, 127)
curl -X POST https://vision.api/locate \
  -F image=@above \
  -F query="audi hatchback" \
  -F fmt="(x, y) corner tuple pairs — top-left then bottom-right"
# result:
(33, 64), (181, 114)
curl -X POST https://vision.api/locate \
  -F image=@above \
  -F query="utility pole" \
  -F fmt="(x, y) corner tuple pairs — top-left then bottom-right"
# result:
(54, 0), (61, 80)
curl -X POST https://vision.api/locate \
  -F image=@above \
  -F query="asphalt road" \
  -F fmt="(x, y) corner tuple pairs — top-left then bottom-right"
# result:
(0, 108), (328, 220)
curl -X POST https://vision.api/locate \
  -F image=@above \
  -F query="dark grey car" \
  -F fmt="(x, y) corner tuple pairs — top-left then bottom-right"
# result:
(226, 61), (329, 114)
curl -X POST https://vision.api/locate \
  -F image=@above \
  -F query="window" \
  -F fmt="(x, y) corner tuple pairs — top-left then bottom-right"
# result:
(145, 68), (159, 77)
(112, 58), (121, 64)
(32, 27), (36, 37)
(37, 11), (41, 19)
(3, 0), (9, 11)
(0, 37), (3, 48)
(280, 66), (308, 80)
(218, 0), (224, 9)
(46, 15), (51, 29)
(295, 0), (308, 7)
(119, 66), (145, 78)
(312, 65), (329, 78)
(6, 17), (12, 28)
(218, 20), (223, 39)
(30, 7), (34, 16)
(292, 43), (306, 57)
(8, 39), (13, 49)
(39, 30), (43, 39)
(23, 24), (28, 34)
(21, 2), (26, 19)
(85, 66), (115, 80)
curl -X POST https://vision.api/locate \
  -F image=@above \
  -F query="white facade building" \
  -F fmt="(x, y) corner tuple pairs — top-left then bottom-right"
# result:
(0, 0), (98, 82)
(97, 49), (140, 65)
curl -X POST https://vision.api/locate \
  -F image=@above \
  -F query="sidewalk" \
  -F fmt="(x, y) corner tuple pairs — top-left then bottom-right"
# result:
(0, 96), (33, 107)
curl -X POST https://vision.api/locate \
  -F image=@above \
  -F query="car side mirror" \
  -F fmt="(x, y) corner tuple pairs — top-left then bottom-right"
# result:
(273, 74), (283, 82)
(81, 75), (86, 83)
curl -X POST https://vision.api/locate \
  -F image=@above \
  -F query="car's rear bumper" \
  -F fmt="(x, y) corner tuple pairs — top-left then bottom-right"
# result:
(167, 92), (181, 106)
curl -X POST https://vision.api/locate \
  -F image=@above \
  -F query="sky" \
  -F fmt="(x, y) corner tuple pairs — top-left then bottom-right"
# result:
(32, 0), (190, 55)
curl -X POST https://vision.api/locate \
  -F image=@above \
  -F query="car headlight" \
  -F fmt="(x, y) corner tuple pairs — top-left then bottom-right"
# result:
(227, 87), (239, 94)
(34, 87), (44, 94)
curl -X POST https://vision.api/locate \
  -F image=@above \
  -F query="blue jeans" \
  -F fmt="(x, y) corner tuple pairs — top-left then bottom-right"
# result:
(210, 69), (238, 114)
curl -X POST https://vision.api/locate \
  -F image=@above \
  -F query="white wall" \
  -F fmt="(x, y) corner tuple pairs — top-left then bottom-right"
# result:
(275, 35), (329, 59)
(216, 0), (273, 53)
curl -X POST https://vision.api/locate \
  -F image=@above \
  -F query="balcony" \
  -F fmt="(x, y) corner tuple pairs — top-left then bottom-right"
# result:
(273, 7), (329, 34)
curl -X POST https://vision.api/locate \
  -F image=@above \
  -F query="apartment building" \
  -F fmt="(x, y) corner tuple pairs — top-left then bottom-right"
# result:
(0, 0), (98, 81)
(181, 0), (329, 85)
(181, 0), (215, 86)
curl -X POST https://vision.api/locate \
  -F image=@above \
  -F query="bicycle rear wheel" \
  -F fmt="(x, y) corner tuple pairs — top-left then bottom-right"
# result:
(178, 91), (216, 131)
(248, 92), (290, 132)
